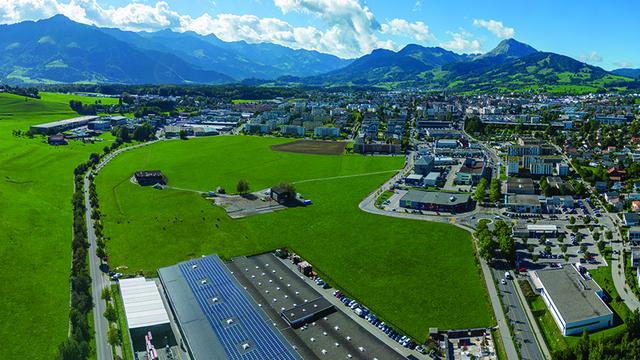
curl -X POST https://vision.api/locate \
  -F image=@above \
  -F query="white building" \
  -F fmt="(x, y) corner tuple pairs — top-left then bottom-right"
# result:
(530, 265), (613, 336)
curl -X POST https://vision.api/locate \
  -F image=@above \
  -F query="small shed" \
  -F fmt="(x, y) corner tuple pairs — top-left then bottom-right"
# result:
(48, 134), (68, 146)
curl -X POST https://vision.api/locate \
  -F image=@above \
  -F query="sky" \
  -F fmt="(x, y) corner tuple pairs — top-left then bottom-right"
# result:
(0, 0), (639, 70)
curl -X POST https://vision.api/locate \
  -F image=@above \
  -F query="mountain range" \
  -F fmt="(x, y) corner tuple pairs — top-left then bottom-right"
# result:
(0, 15), (637, 93)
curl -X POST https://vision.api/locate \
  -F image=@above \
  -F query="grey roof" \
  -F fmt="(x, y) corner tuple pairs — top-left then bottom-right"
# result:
(281, 297), (334, 325)
(158, 265), (226, 360)
(506, 194), (541, 205)
(535, 266), (612, 324)
(31, 116), (98, 129)
(400, 190), (471, 206)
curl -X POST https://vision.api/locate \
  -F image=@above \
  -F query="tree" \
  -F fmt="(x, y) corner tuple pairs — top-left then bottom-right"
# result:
(528, 244), (535, 253)
(104, 302), (117, 323)
(606, 230), (613, 241)
(584, 216), (591, 224)
(115, 126), (130, 142)
(560, 244), (568, 253)
(107, 326), (121, 347)
(499, 236), (516, 263)
(474, 178), (488, 202)
(489, 178), (502, 203)
(55, 338), (89, 360)
(236, 179), (250, 194)
(580, 243), (588, 253)
(101, 287), (111, 302)
(478, 235), (497, 262)
(593, 231), (600, 241)
(179, 130), (188, 140)
(570, 216), (576, 225)
(597, 241), (605, 252)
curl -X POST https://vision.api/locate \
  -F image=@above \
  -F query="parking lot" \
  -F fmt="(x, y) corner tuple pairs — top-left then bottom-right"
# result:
(227, 253), (408, 360)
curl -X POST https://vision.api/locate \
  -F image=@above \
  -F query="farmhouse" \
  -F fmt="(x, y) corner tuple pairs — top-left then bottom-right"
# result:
(134, 171), (167, 186)
(530, 265), (613, 336)
(47, 134), (67, 146)
(399, 190), (474, 213)
(270, 185), (296, 204)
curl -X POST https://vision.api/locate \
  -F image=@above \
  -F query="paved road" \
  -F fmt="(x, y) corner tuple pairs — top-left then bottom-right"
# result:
(84, 174), (113, 360)
(493, 268), (545, 360)
(86, 140), (161, 360)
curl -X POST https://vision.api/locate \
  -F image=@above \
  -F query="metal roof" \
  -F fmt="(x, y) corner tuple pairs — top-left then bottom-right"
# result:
(527, 224), (558, 232)
(532, 266), (611, 324)
(119, 277), (170, 329)
(158, 255), (301, 360)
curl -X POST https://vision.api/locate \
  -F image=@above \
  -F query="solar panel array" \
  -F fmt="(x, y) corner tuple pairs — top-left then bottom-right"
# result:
(179, 256), (301, 360)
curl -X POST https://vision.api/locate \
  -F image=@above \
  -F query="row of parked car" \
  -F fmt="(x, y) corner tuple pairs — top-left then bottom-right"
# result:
(330, 289), (419, 351)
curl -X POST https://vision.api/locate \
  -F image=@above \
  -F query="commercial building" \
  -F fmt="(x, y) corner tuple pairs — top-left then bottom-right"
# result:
(405, 174), (424, 186)
(435, 139), (458, 149)
(88, 120), (112, 131)
(158, 255), (301, 360)
(505, 194), (542, 214)
(414, 155), (434, 176)
(513, 224), (559, 238)
(507, 178), (536, 195)
(30, 116), (99, 135)
(424, 172), (440, 187)
(530, 265), (613, 336)
(119, 277), (173, 351)
(399, 190), (474, 213)
(456, 158), (487, 185)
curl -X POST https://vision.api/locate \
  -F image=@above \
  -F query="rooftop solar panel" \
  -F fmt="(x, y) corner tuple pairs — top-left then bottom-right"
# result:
(178, 255), (301, 360)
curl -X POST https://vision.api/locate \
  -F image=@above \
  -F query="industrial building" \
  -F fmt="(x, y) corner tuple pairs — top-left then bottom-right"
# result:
(119, 277), (173, 352)
(30, 116), (99, 135)
(530, 265), (613, 336)
(158, 255), (301, 360)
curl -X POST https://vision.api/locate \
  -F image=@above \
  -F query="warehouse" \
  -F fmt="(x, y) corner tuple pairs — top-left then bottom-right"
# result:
(158, 255), (301, 360)
(30, 116), (99, 135)
(134, 170), (167, 186)
(530, 265), (613, 336)
(119, 277), (173, 352)
(399, 190), (474, 213)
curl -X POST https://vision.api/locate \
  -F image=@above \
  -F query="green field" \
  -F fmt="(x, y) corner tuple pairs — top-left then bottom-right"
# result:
(0, 92), (117, 359)
(97, 136), (494, 340)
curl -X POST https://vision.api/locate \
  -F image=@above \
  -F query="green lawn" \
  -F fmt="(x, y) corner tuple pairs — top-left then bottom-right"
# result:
(96, 135), (494, 341)
(0, 92), (116, 359)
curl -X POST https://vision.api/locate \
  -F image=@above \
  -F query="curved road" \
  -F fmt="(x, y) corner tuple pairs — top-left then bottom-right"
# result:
(85, 140), (161, 360)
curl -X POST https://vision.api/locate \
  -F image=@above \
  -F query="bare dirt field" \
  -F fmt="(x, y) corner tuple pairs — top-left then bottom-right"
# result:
(271, 140), (346, 155)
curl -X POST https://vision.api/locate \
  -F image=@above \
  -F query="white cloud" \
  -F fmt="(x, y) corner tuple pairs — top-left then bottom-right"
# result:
(440, 31), (482, 53)
(0, 0), (437, 58)
(473, 19), (515, 39)
(380, 19), (434, 42)
(580, 51), (603, 63)
(613, 61), (634, 68)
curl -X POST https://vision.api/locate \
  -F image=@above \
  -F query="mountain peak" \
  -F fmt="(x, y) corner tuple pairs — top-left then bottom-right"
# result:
(486, 38), (537, 58)
(41, 14), (74, 24)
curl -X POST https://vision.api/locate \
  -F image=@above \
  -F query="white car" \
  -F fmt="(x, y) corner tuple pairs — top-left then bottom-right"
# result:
(500, 279), (507, 285)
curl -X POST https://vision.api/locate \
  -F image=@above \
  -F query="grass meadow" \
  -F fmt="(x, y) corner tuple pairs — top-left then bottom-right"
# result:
(96, 135), (494, 341)
(0, 92), (116, 359)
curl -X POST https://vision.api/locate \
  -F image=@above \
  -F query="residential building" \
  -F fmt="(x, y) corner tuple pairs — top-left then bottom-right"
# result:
(624, 213), (640, 227)
(530, 265), (613, 336)
(630, 227), (640, 243)
(314, 127), (340, 138)
(281, 125), (305, 137)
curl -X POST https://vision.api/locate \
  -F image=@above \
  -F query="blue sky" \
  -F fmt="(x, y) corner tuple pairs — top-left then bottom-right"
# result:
(1, 0), (639, 69)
